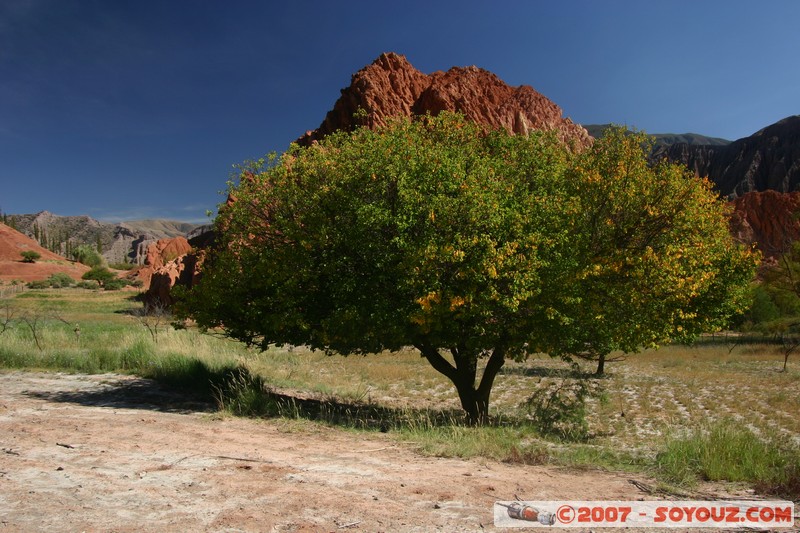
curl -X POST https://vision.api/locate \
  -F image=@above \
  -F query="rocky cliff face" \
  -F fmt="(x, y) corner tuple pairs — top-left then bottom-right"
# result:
(654, 115), (800, 197)
(729, 190), (800, 259)
(144, 251), (204, 309)
(129, 237), (192, 289)
(297, 52), (590, 147)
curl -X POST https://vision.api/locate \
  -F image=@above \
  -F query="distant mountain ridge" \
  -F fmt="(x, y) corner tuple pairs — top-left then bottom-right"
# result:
(652, 115), (800, 197)
(582, 124), (731, 149)
(6, 211), (198, 265)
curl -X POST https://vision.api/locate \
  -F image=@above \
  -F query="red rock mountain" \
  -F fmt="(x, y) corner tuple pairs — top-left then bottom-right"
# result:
(297, 52), (590, 147)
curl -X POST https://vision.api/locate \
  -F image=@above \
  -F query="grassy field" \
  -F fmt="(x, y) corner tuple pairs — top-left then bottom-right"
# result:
(1, 288), (798, 498)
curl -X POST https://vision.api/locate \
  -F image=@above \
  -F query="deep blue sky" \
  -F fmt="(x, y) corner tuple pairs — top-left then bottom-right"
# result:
(2, 1), (798, 223)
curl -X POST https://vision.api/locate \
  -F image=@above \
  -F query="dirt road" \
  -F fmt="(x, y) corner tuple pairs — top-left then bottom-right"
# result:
(0, 372), (747, 532)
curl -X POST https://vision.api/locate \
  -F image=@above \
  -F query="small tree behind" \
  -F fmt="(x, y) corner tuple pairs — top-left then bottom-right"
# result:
(72, 244), (105, 268)
(82, 266), (117, 289)
(545, 128), (759, 374)
(748, 240), (800, 371)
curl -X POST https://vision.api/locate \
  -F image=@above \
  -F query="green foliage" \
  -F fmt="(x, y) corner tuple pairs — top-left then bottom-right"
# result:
(102, 278), (129, 291)
(747, 285), (782, 325)
(71, 244), (105, 268)
(76, 280), (99, 290)
(184, 114), (756, 424)
(741, 241), (800, 369)
(549, 128), (758, 371)
(26, 274), (76, 290)
(82, 266), (117, 288)
(745, 242), (800, 326)
(20, 250), (41, 263)
(47, 272), (75, 288)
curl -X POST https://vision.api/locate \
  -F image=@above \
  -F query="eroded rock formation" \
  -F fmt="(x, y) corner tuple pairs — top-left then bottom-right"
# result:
(129, 237), (192, 289)
(297, 52), (590, 147)
(729, 190), (800, 259)
(144, 251), (204, 309)
(654, 115), (800, 197)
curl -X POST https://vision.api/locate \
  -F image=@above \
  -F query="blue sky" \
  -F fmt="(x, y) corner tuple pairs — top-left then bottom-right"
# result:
(2, 0), (798, 223)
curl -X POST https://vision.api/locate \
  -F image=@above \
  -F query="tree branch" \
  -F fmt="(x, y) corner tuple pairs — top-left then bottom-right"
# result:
(415, 343), (457, 382)
(477, 345), (506, 398)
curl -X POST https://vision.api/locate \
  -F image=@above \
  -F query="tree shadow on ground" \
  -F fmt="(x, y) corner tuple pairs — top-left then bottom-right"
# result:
(21, 362), (487, 430)
(23, 377), (216, 414)
(498, 365), (599, 379)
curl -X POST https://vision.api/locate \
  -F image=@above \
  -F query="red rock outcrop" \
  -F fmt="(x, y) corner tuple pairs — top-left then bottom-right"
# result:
(128, 237), (192, 289)
(144, 251), (204, 309)
(297, 52), (590, 147)
(729, 190), (800, 258)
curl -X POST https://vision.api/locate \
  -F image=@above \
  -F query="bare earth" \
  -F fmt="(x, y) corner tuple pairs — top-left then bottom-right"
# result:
(0, 372), (775, 532)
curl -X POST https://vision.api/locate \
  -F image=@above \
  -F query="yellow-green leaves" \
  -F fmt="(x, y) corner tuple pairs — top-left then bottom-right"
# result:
(185, 115), (756, 396)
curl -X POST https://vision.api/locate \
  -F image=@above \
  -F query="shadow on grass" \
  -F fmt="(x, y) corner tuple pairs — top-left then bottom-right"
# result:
(213, 365), (478, 431)
(498, 365), (598, 379)
(21, 358), (483, 431)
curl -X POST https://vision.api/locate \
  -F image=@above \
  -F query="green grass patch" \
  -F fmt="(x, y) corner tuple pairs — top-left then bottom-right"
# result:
(656, 419), (800, 498)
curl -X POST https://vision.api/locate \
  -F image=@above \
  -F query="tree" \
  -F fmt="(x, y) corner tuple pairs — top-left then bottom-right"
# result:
(20, 251), (41, 263)
(183, 114), (756, 424)
(72, 244), (105, 268)
(545, 128), (759, 374)
(82, 266), (116, 288)
(749, 240), (800, 371)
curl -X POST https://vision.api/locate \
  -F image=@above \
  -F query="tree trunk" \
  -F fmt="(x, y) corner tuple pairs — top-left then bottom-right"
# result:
(416, 342), (506, 425)
(595, 353), (606, 376)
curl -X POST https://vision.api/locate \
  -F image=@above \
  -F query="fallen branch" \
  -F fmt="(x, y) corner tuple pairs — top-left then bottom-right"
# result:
(352, 446), (395, 453)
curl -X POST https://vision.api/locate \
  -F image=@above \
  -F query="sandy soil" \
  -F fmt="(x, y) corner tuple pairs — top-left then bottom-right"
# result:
(0, 372), (783, 532)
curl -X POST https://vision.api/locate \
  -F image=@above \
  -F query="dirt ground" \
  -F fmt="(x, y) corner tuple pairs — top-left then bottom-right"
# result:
(0, 372), (787, 532)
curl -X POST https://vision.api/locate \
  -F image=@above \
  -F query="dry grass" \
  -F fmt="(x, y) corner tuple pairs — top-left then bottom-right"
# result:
(3, 289), (799, 495)
(225, 341), (800, 456)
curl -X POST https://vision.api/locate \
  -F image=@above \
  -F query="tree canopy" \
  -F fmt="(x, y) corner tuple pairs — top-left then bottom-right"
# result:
(20, 251), (41, 263)
(183, 113), (757, 424)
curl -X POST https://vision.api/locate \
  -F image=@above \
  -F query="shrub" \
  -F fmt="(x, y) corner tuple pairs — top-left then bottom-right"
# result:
(522, 378), (600, 441)
(103, 278), (129, 291)
(46, 272), (75, 288)
(20, 251), (41, 263)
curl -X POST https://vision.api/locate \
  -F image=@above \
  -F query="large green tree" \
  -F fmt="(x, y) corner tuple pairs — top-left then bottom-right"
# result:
(184, 114), (756, 424)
